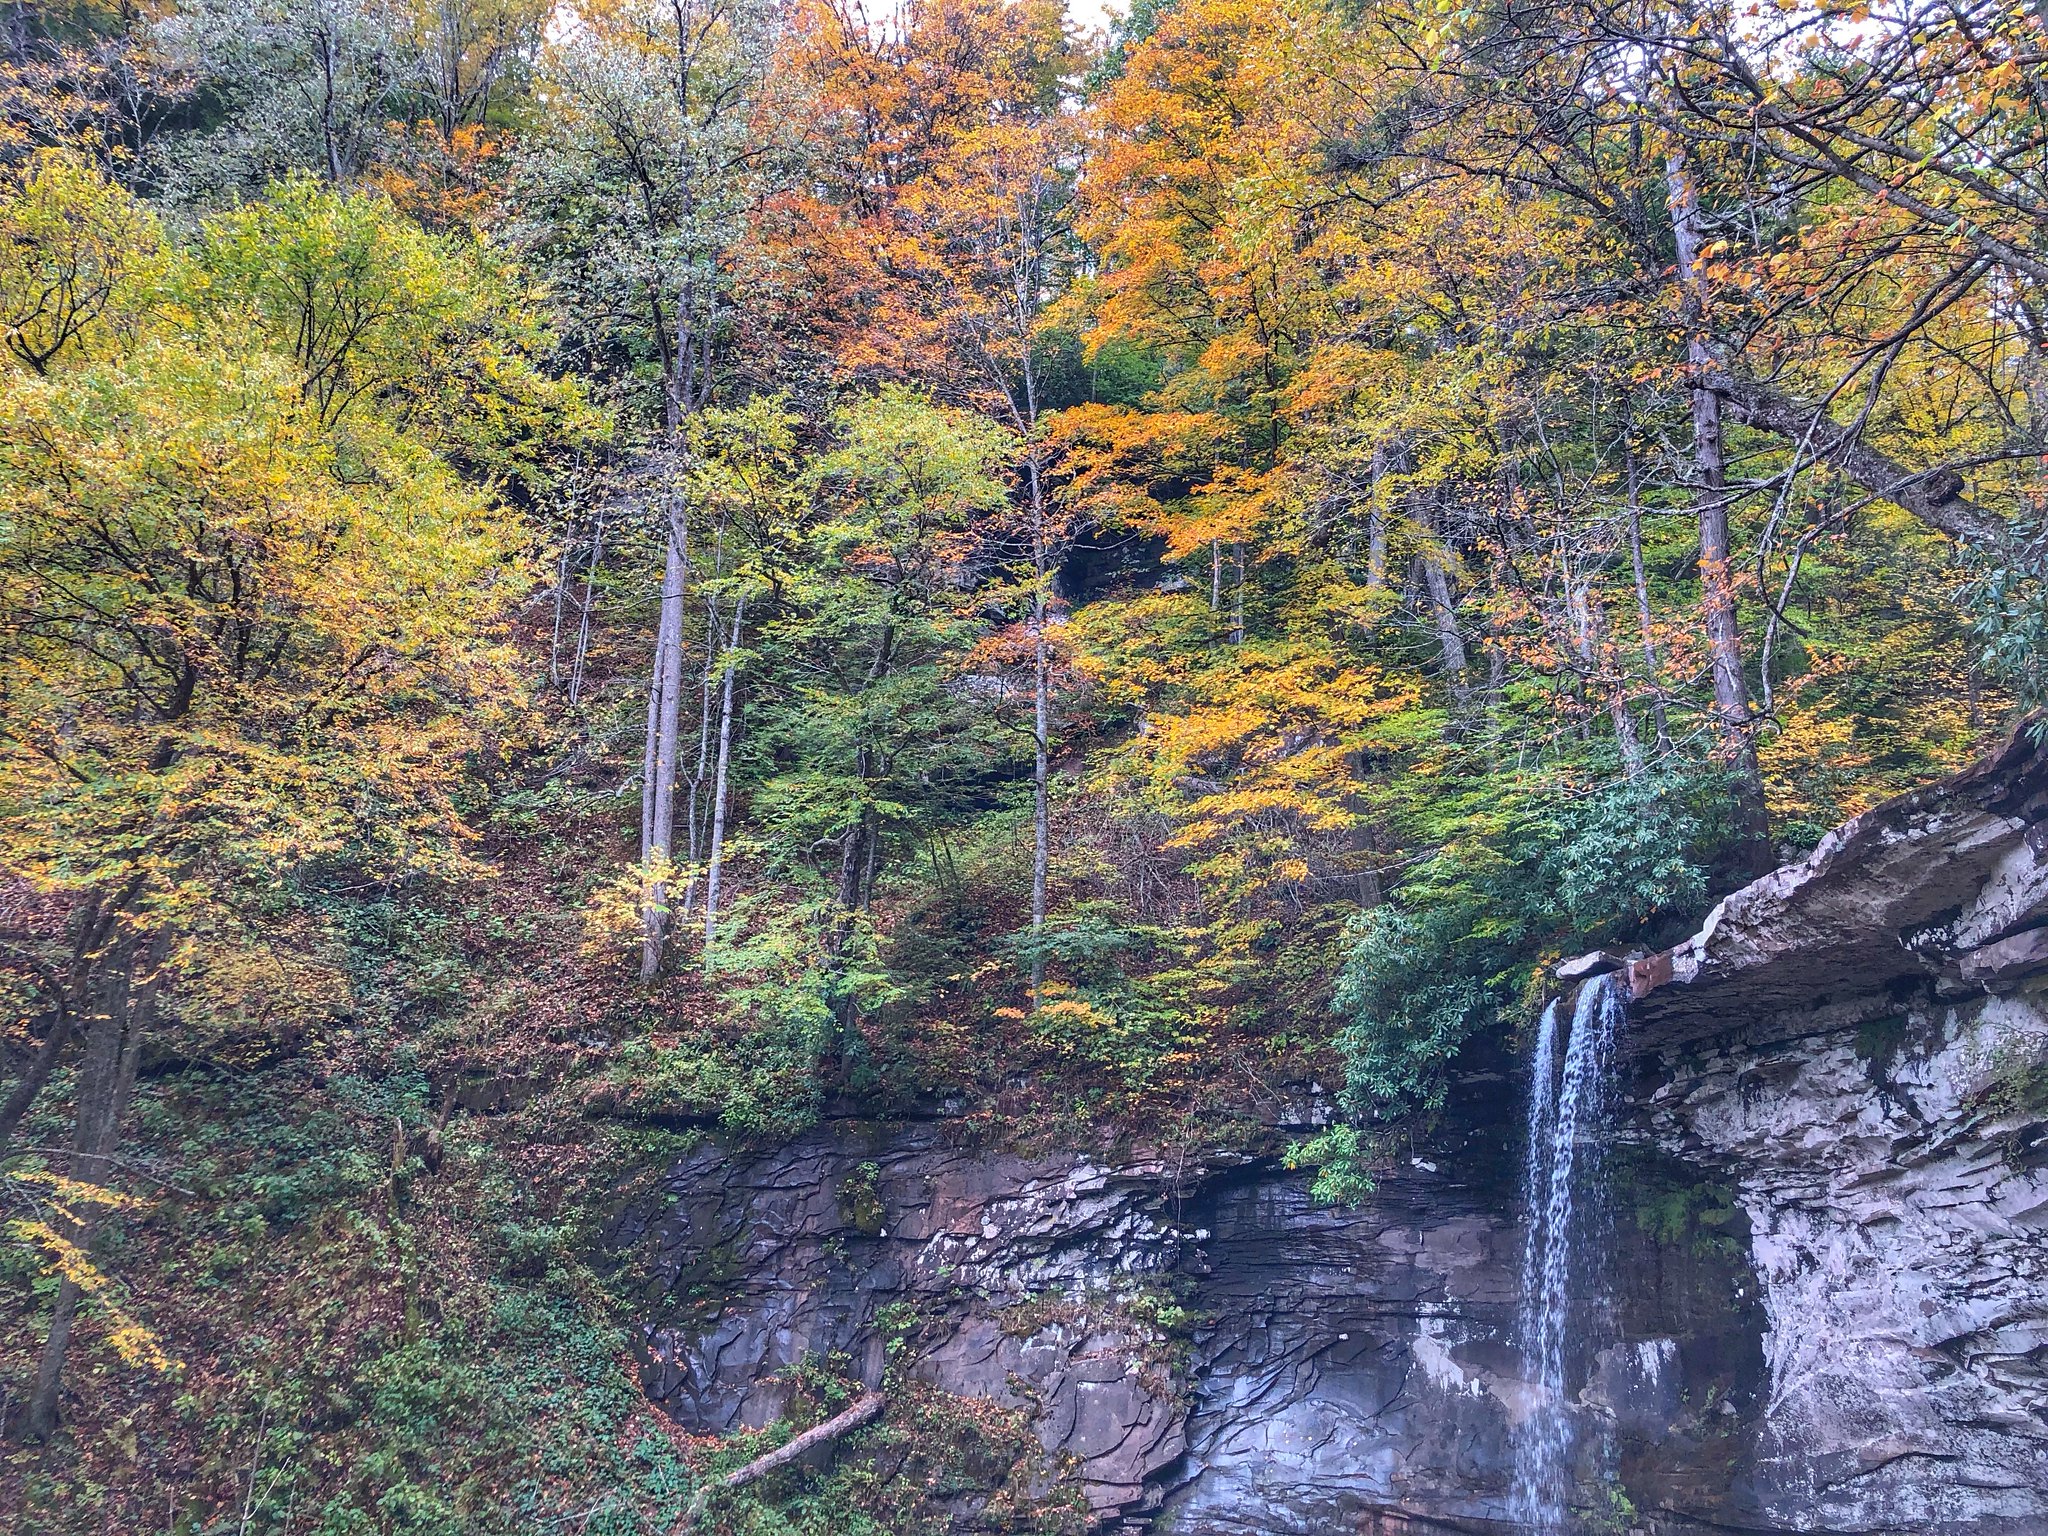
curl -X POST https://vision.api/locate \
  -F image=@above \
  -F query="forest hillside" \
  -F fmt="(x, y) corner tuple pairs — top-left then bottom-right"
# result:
(0, 0), (2040, 1530)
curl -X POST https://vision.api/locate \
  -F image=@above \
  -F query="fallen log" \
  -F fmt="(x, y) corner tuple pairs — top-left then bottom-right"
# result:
(672, 1391), (887, 1534)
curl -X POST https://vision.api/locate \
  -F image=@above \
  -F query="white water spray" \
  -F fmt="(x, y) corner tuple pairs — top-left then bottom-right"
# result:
(1509, 974), (1626, 1532)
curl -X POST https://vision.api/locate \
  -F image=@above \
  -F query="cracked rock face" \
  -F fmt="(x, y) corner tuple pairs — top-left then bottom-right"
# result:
(613, 1124), (1202, 1522)
(619, 1081), (1766, 1533)
(1158, 1080), (1765, 1535)
(1624, 724), (2048, 1535)
(1635, 994), (2048, 1535)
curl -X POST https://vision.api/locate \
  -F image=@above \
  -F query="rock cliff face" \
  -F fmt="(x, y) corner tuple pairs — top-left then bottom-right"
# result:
(622, 732), (2048, 1532)
(1636, 995), (2048, 1535)
(616, 1126), (1205, 1521)
(619, 1080), (1767, 1532)
(1620, 726), (2048, 1534)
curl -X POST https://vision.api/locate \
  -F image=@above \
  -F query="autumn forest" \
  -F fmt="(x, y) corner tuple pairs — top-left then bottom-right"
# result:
(0, 0), (2041, 1529)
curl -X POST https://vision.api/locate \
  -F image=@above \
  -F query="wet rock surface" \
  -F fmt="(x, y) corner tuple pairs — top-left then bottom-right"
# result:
(618, 1080), (1765, 1533)
(1625, 726), (2048, 1534)
(1157, 1086), (1765, 1536)
(1637, 995), (2048, 1536)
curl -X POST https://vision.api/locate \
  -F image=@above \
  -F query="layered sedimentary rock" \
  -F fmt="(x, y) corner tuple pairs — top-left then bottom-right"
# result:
(615, 1124), (1207, 1522)
(619, 1088), (1763, 1532)
(1621, 726), (2048, 1534)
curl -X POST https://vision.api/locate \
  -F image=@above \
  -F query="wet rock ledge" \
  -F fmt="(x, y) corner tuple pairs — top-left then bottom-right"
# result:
(1614, 724), (2048, 1535)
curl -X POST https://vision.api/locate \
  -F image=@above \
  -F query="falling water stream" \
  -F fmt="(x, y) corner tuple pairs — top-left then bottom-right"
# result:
(1509, 973), (1627, 1532)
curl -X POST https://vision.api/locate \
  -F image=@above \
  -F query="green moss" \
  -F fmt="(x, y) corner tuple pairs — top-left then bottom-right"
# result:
(1616, 1149), (1747, 1260)
(1972, 1041), (2048, 1119)
(1855, 1013), (1910, 1081)
(838, 1161), (886, 1237)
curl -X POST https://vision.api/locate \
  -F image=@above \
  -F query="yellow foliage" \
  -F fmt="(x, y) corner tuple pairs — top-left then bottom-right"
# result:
(7, 1169), (150, 1212)
(0, 154), (547, 1037)
(4, 1215), (181, 1374)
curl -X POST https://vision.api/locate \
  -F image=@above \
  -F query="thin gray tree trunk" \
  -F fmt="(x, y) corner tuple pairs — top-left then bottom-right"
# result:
(701, 591), (744, 966)
(1667, 151), (1770, 863)
(640, 506), (689, 982)
(1028, 449), (1051, 1000)
(1230, 542), (1246, 644)
(1005, 317), (1053, 1001)
(568, 503), (607, 706)
(1573, 578), (1643, 775)
(681, 559), (724, 919)
(640, 583), (673, 860)
(1624, 443), (1673, 757)
(1422, 553), (1469, 693)
(1366, 449), (1388, 589)
(549, 531), (573, 690)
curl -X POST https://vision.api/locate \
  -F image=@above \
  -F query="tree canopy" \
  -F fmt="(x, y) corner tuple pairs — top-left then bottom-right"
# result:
(0, 0), (2040, 1526)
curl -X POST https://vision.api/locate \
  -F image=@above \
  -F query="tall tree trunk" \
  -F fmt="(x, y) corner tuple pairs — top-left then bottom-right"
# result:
(1667, 152), (1771, 865)
(681, 575), (723, 919)
(1027, 447), (1052, 1001)
(702, 591), (744, 967)
(1229, 542), (1246, 644)
(639, 593), (669, 859)
(1210, 540), (1221, 611)
(835, 791), (871, 917)
(644, 145), (713, 963)
(568, 503), (607, 706)
(1, 891), (130, 1149)
(24, 934), (160, 1441)
(1366, 448), (1388, 590)
(640, 507), (689, 982)
(1422, 551), (1469, 700)
(1573, 579), (1644, 775)
(1624, 441), (1674, 757)
(549, 530), (574, 690)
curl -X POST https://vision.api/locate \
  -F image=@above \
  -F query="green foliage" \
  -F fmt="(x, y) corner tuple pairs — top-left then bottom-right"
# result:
(1971, 1038), (2048, 1121)
(1000, 903), (1205, 1091)
(838, 1162), (885, 1236)
(1537, 768), (1723, 931)
(0, 155), (585, 1052)
(1962, 524), (2048, 725)
(0, 148), (166, 372)
(192, 174), (601, 479)
(1583, 1477), (1641, 1536)
(6, 1037), (701, 1534)
(610, 1010), (830, 1140)
(1284, 1125), (1380, 1205)
(1624, 1159), (1746, 1261)
(750, 387), (1019, 910)
(1, 0), (2033, 1527)
(1331, 761), (1728, 1122)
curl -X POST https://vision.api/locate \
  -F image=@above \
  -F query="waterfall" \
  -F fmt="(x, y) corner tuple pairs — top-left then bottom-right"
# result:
(1509, 973), (1626, 1532)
